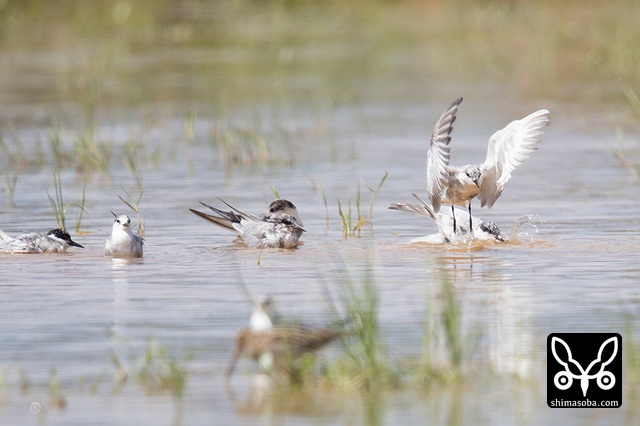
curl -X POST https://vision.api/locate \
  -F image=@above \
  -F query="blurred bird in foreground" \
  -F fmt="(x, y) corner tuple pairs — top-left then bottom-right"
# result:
(225, 297), (345, 378)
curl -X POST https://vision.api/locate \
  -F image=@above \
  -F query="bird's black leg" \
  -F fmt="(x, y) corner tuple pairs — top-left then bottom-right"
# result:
(468, 203), (473, 232)
(452, 204), (457, 233)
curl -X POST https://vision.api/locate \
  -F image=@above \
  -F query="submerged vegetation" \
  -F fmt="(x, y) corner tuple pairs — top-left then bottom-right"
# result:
(134, 340), (189, 397)
(118, 188), (145, 237)
(0, 340), (190, 411)
(209, 112), (298, 173)
(47, 169), (87, 232)
(611, 88), (640, 180)
(2, 0), (639, 182)
(326, 258), (398, 391)
(218, 256), (516, 417)
(336, 173), (388, 238)
(1, 0), (639, 109)
(324, 263), (479, 393)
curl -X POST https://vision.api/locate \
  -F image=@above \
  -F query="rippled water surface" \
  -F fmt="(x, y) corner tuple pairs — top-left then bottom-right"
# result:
(1, 2), (640, 425)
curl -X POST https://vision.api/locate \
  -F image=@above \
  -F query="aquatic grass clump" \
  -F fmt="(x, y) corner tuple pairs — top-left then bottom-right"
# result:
(123, 132), (145, 188)
(610, 129), (638, 180)
(417, 271), (479, 388)
(48, 367), (66, 409)
(209, 113), (297, 172)
(108, 339), (190, 398)
(47, 169), (87, 232)
(47, 127), (74, 169)
(108, 350), (128, 393)
(118, 188), (144, 237)
(0, 132), (30, 173)
(0, 369), (7, 403)
(136, 339), (189, 398)
(266, 345), (331, 391)
(336, 172), (388, 238)
(623, 313), (640, 387)
(610, 88), (640, 180)
(73, 129), (113, 175)
(337, 199), (356, 238)
(314, 177), (331, 230)
(325, 260), (399, 392)
(4, 174), (18, 208)
(1, 132), (30, 207)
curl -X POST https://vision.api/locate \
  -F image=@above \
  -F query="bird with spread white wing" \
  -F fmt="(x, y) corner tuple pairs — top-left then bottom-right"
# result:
(426, 97), (550, 233)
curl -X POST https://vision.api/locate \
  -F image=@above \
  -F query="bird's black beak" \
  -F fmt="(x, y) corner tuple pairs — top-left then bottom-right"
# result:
(69, 240), (84, 248)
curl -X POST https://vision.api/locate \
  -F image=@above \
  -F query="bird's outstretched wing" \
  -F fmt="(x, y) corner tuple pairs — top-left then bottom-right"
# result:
(0, 229), (13, 243)
(426, 97), (463, 212)
(388, 193), (437, 220)
(189, 197), (262, 231)
(479, 109), (550, 208)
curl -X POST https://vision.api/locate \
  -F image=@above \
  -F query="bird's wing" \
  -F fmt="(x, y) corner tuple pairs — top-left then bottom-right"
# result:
(426, 97), (463, 212)
(479, 109), (550, 208)
(388, 193), (436, 220)
(190, 198), (262, 232)
(9, 232), (42, 253)
(0, 229), (13, 242)
(214, 197), (263, 223)
(189, 209), (235, 230)
(271, 327), (343, 358)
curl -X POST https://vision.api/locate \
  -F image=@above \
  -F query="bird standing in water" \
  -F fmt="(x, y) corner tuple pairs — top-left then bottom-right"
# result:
(425, 97), (550, 233)
(225, 326), (345, 378)
(226, 296), (345, 378)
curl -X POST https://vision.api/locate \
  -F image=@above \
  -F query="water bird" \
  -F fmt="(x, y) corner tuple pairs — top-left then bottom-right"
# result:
(225, 326), (345, 378)
(425, 97), (550, 233)
(226, 295), (345, 377)
(105, 212), (144, 258)
(250, 295), (281, 332)
(189, 198), (305, 249)
(390, 193), (506, 243)
(0, 228), (84, 253)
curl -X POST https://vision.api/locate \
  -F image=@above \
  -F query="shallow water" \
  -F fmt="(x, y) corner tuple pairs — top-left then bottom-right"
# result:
(1, 2), (640, 425)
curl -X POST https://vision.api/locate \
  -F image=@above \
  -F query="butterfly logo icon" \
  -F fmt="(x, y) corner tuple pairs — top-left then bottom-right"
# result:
(551, 336), (618, 397)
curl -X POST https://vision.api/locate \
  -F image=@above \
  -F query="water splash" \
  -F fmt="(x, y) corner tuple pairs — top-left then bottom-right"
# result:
(510, 214), (545, 242)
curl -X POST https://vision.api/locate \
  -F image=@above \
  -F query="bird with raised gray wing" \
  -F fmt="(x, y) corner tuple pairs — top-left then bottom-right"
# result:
(425, 97), (550, 233)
